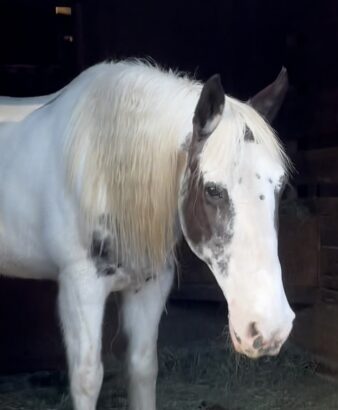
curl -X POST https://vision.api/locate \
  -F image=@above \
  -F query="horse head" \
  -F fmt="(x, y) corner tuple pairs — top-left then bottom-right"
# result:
(179, 70), (294, 358)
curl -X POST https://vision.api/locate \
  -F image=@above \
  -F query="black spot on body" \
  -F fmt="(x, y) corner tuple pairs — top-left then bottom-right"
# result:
(91, 232), (111, 259)
(259, 194), (265, 200)
(91, 231), (119, 277)
(256, 173), (261, 179)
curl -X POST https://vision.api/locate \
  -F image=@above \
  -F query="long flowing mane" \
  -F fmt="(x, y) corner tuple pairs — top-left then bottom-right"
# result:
(62, 59), (290, 271)
(64, 60), (202, 270)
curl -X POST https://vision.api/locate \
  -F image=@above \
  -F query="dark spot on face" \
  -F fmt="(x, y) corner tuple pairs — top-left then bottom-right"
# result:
(259, 194), (265, 200)
(145, 276), (152, 282)
(274, 176), (286, 232)
(216, 258), (229, 275)
(256, 173), (261, 179)
(268, 178), (273, 184)
(248, 322), (259, 337)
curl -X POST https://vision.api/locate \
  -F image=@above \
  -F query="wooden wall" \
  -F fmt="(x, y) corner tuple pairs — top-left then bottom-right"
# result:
(291, 90), (338, 370)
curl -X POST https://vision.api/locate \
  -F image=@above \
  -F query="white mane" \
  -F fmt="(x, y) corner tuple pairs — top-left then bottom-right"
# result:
(200, 96), (291, 183)
(62, 59), (289, 271)
(64, 60), (202, 270)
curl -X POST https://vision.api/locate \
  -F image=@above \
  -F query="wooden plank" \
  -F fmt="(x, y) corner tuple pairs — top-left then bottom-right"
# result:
(320, 288), (338, 305)
(320, 216), (338, 247)
(317, 199), (338, 247)
(316, 198), (338, 217)
(295, 147), (338, 184)
(285, 286), (318, 305)
(279, 212), (319, 288)
(321, 247), (338, 277)
(321, 276), (338, 291)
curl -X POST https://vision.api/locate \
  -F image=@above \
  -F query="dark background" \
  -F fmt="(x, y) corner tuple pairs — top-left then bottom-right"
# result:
(0, 0), (338, 373)
(0, 0), (337, 146)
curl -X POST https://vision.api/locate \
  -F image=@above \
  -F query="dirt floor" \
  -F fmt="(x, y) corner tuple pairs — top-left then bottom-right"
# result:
(1, 301), (338, 410)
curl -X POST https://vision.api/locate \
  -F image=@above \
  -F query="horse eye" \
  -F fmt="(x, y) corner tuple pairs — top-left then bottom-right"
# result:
(205, 183), (224, 199)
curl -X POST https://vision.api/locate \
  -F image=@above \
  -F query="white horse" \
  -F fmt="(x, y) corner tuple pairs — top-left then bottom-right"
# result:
(0, 60), (295, 410)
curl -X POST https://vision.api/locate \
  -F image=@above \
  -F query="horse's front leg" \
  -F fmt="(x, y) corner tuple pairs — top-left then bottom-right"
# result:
(58, 260), (113, 410)
(122, 265), (174, 410)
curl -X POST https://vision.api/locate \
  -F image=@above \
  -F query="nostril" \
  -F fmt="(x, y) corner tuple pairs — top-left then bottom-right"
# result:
(253, 335), (264, 350)
(248, 321), (259, 338)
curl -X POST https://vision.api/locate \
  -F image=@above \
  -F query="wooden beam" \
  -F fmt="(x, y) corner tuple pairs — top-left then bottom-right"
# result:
(295, 147), (338, 185)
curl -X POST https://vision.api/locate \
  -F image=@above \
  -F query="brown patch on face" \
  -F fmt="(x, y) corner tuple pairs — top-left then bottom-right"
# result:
(181, 166), (213, 246)
(179, 73), (233, 265)
(180, 140), (234, 254)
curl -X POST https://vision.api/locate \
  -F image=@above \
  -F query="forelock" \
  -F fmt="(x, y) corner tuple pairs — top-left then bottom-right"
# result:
(198, 96), (291, 184)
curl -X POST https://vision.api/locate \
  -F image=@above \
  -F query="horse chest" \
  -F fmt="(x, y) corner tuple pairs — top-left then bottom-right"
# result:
(0, 244), (57, 279)
(0, 202), (57, 279)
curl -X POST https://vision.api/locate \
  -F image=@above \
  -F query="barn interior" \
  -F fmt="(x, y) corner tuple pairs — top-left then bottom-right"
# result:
(0, 0), (337, 409)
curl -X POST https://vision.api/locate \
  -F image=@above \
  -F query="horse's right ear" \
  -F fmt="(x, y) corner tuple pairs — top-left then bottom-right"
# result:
(193, 74), (225, 142)
(248, 67), (289, 123)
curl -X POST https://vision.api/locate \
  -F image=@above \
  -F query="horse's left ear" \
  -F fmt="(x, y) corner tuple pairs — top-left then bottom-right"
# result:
(248, 67), (289, 123)
(193, 74), (225, 141)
